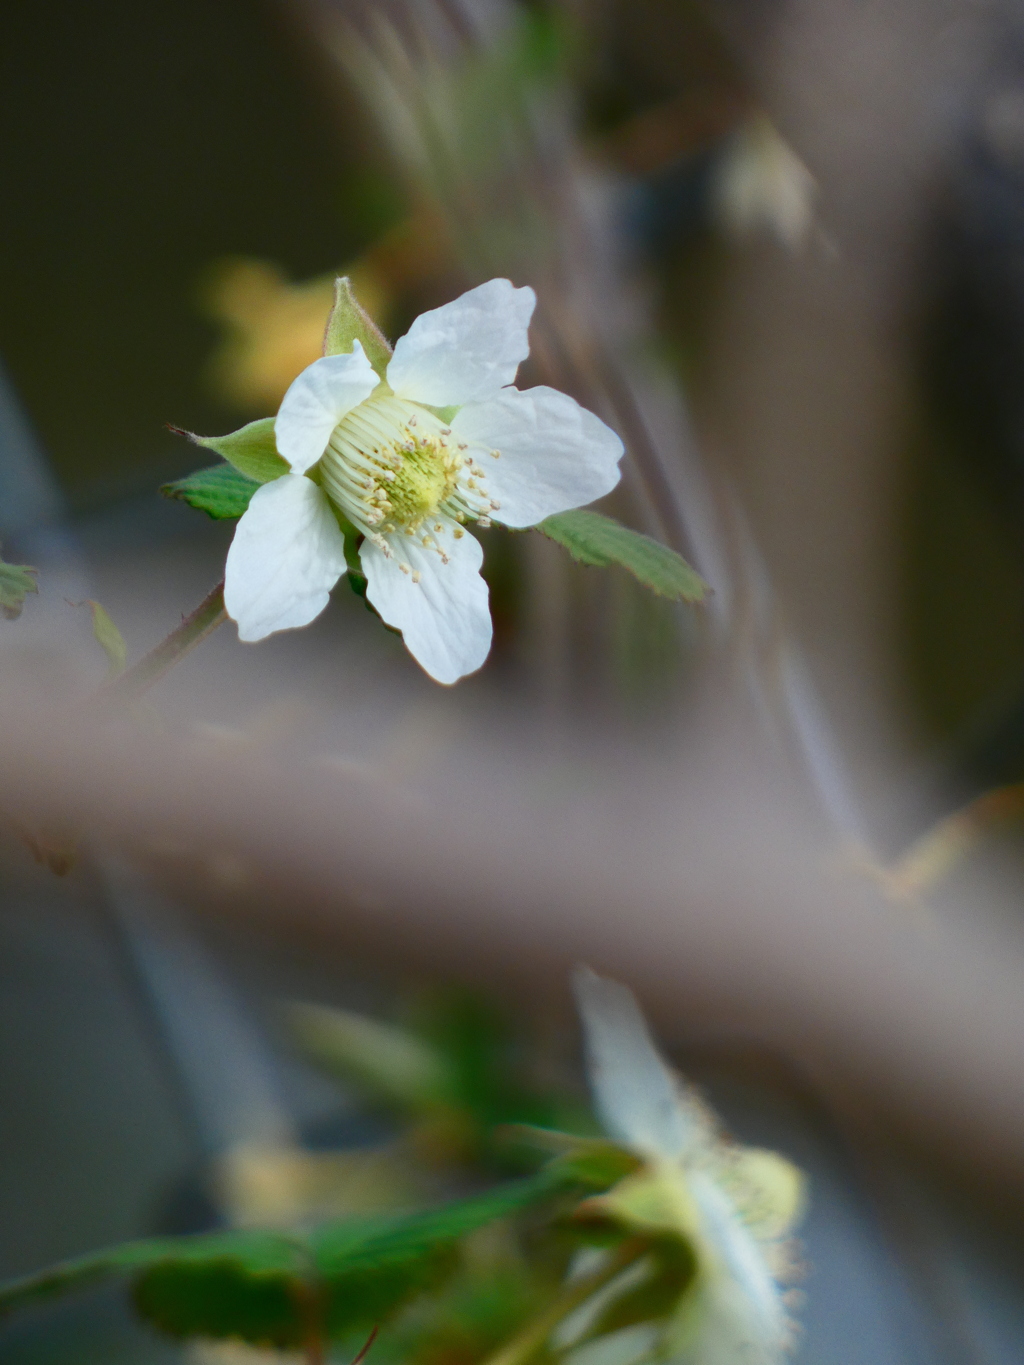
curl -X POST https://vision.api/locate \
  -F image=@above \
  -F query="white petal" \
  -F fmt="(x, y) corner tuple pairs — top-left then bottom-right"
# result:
(452, 386), (623, 527)
(360, 519), (491, 684)
(224, 474), (348, 641)
(386, 278), (535, 406)
(274, 343), (378, 474)
(679, 1174), (790, 1365)
(573, 968), (694, 1160)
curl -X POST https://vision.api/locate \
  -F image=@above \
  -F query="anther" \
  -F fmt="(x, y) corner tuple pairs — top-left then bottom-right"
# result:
(490, 449), (501, 458)
(399, 562), (410, 574)
(453, 527), (465, 539)
(477, 516), (491, 528)
(411, 570), (421, 583)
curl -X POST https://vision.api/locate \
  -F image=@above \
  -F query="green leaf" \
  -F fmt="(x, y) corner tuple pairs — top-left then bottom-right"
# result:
(0, 1230), (292, 1320)
(80, 599), (127, 677)
(131, 1231), (304, 1347)
(171, 417), (289, 484)
(536, 511), (708, 603)
(0, 554), (37, 620)
(161, 463), (262, 520)
(324, 276), (393, 378)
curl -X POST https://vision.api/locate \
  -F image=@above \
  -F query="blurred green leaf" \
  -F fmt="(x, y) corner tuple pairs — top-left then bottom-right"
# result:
(287, 1002), (453, 1109)
(0, 1169), (580, 1347)
(131, 1231), (304, 1346)
(315, 1172), (566, 1337)
(0, 1230), (295, 1321)
(393, 1266), (547, 1365)
(290, 993), (579, 1163)
(324, 276), (393, 378)
(161, 463), (261, 520)
(536, 511), (708, 603)
(0, 554), (37, 620)
(418, 993), (560, 1142)
(173, 416), (289, 483)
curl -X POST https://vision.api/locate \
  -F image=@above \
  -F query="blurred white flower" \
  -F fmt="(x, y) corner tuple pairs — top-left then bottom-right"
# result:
(573, 968), (805, 1365)
(713, 116), (816, 252)
(224, 279), (624, 684)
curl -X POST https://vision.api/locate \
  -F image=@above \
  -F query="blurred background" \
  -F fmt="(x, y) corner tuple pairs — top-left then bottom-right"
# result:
(3, 0), (1024, 1360)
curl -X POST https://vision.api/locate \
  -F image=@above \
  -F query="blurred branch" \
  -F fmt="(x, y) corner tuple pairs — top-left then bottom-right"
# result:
(5, 684), (1024, 1190)
(96, 581), (227, 708)
(880, 782), (1024, 904)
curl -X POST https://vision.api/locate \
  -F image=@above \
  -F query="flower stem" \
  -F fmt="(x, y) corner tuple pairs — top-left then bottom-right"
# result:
(480, 1238), (649, 1365)
(97, 579), (227, 707)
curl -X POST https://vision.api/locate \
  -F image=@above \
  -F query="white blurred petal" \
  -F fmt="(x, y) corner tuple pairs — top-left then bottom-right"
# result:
(573, 968), (694, 1160)
(452, 386), (623, 527)
(224, 474), (348, 641)
(713, 115), (815, 253)
(275, 343), (378, 474)
(679, 1174), (790, 1365)
(360, 519), (491, 684)
(386, 278), (535, 406)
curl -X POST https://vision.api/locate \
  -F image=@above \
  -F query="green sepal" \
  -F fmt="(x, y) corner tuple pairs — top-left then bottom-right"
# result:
(0, 553), (38, 620)
(170, 417), (289, 484)
(77, 599), (127, 677)
(425, 404), (461, 425)
(161, 464), (261, 520)
(536, 510), (708, 603)
(324, 276), (393, 378)
(565, 1166), (703, 1343)
(335, 504), (369, 598)
(584, 1236), (696, 1339)
(498, 1127), (641, 1190)
(316, 485), (368, 598)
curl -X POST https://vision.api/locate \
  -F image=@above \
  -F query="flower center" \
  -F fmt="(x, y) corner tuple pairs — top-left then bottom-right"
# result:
(386, 433), (457, 525)
(317, 395), (499, 556)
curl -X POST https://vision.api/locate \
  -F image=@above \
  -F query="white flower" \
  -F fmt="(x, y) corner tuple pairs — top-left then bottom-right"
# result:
(573, 969), (805, 1365)
(223, 279), (624, 684)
